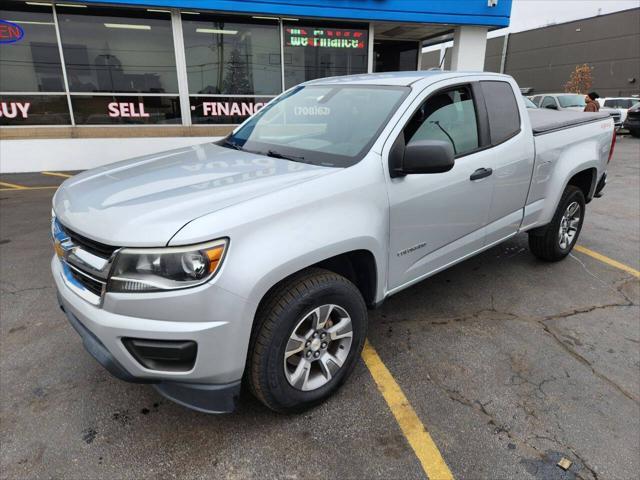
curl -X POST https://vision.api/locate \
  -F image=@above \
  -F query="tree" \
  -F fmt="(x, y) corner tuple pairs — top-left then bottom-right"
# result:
(222, 47), (252, 94)
(564, 64), (593, 94)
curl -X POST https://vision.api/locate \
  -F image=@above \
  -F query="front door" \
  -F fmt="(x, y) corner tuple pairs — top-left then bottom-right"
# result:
(374, 40), (419, 72)
(386, 83), (494, 292)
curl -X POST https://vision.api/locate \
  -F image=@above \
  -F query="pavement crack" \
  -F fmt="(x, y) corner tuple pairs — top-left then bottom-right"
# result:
(0, 286), (53, 296)
(541, 302), (632, 321)
(569, 446), (600, 480)
(540, 319), (639, 405)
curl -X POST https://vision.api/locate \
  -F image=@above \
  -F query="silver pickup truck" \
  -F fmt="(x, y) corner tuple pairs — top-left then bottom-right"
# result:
(52, 71), (616, 414)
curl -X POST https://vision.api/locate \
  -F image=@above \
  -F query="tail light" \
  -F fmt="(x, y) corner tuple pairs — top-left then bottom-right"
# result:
(608, 129), (616, 163)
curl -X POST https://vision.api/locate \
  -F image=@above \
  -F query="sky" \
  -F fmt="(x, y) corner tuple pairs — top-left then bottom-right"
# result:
(423, 0), (640, 51)
(493, 0), (640, 35)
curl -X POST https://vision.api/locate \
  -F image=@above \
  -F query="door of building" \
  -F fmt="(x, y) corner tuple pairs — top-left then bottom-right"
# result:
(374, 40), (419, 72)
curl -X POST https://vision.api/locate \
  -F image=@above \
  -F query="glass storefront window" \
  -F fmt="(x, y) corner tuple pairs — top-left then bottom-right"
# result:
(0, 2), (65, 92)
(283, 22), (368, 89)
(0, 6), (381, 128)
(71, 95), (181, 124)
(0, 95), (71, 125)
(57, 5), (178, 93)
(183, 14), (281, 96)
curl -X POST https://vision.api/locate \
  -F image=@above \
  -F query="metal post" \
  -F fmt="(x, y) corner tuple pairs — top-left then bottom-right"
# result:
(171, 9), (192, 126)
(367, 23), (374, 73)
(279, 19), (286, 92)
(500, 33), (510, 74)
(52, 3), (75, 126)
(416, 41), (422, 71)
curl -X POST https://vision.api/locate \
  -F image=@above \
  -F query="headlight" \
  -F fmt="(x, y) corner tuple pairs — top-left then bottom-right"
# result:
(107, 239), (227, 293)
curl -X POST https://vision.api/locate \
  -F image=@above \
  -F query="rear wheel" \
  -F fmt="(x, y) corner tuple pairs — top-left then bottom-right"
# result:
(528, 185), (585, 261)
(247, 268), (367, 413)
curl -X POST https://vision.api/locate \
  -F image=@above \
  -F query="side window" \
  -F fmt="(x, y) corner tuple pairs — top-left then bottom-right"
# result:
(405, 86), (479, 156)
(532, 96), (542, 106)
(604, 100), (615, 108)
(541, 96), (557, 109)
(480, 81), (521, 144)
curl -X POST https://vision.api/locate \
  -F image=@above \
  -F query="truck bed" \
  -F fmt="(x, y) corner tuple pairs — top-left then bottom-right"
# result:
(528, 109), (610, 135)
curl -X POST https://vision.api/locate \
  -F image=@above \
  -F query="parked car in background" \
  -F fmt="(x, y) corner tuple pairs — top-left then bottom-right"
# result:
(623, 102), (640, 137)
(598, 97), (640, 124)
(523, 96), (538, 109)
(531, 93), (622, 128)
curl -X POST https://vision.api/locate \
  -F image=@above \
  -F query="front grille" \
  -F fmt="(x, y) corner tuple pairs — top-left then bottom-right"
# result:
(67, 265), (104, 297)
(60, 223), (117, 259)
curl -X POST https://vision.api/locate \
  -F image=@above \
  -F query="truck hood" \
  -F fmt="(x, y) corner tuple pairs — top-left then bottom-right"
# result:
(53, 142), (334, 246)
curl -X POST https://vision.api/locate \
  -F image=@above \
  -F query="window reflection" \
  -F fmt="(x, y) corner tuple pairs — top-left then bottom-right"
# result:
(283, 22), (368, 89)
(57, 5), (178, 93)
(0, 3), (65, 92)
(183, 14), (281, 95)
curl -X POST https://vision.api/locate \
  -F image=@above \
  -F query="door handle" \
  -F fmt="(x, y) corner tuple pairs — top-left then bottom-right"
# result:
(470, 167), (493, 181)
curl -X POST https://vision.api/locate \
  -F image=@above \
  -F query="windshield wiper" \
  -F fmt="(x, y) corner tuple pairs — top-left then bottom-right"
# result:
(266, 149), (305, 162)
(223, 139), (244, 151)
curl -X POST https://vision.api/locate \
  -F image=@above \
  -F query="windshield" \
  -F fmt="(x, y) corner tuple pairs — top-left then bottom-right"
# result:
(523, 97), (537, 108)
(605, 99), (640, 108)
(558, 94), (586, 108)
(224, 85), (409, 167)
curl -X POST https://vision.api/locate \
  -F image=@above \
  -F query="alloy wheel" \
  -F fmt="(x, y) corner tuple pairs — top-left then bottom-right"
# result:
(283, 304), (353, 391)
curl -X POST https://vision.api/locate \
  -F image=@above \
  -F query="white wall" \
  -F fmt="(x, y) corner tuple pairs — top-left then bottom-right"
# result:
(0, 136), (222, 173)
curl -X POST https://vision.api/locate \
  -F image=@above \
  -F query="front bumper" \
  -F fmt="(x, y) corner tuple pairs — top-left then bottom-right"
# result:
(52, 256), (254, 413)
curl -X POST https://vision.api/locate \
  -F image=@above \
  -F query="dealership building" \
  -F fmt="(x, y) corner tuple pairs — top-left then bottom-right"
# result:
(0, 0), (512, 172)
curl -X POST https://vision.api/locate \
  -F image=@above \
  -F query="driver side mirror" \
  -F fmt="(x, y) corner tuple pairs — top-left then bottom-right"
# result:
(389, 136), (455, 178)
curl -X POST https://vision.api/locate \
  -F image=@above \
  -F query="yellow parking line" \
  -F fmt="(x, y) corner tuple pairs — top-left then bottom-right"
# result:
(42, 171), (73, 178)
(362, 340), (454, 480)
(0, 181), (27, 190)
(575, 245), (640, 278)
(0, 186), (58, 192)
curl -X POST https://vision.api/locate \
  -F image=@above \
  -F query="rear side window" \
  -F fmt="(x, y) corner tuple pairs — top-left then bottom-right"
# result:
(541, 96), (556, 108)
(404, 85), (479, 156)
(480, 81), (521, 145)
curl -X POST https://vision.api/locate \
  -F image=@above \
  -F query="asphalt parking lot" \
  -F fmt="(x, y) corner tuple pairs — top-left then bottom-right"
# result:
(1, 137), (638, 480)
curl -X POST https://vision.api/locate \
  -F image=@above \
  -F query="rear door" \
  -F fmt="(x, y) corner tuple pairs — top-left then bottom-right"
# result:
(385, 82), (494, 292)
(479, 80), (535, 244)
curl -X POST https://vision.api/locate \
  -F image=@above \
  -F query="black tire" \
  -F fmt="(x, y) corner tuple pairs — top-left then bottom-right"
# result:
(528, 185), (586, 262)
(247, 268), (367, 413)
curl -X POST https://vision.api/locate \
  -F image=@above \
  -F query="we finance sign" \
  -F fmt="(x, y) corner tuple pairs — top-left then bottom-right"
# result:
(0, 20), (24, 44)
(286, 27), (366, 49)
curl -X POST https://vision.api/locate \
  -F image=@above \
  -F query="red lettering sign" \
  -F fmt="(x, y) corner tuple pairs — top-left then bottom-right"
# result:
(199, 101), (265, 117)
(0, 20), (25, 44)
(0, 102), (30, 119)
(107, 102), (150, 118)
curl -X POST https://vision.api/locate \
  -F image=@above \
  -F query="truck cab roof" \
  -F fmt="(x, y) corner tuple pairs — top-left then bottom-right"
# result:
(303, 70), (509, 88)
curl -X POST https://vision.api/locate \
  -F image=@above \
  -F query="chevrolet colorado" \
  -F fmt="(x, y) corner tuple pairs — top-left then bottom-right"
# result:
(52, 71), (616, 413)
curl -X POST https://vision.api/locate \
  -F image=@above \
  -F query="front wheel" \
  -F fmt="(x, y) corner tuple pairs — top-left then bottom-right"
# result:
(528, 185), (586, 261)
(247, 268), (367, 413)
